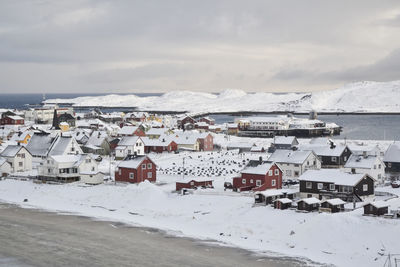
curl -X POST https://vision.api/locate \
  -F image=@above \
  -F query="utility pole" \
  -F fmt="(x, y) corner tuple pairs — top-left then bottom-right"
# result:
(182, 157), (185, 180)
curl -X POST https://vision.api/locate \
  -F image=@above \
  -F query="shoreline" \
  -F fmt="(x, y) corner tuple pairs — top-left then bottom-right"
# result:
(0, 201), (319, 267)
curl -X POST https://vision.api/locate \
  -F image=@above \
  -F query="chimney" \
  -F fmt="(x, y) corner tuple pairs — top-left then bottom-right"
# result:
(259, 156), (263, 164)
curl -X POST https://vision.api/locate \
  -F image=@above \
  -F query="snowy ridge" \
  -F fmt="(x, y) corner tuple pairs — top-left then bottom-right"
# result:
(45, 80), (400, 113)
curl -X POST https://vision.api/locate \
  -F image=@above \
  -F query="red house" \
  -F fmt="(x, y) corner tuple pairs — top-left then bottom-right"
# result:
(232, 162), (282, 192)
(176, 179), (213, 191)
(198, 133), (213, 151)
(115, 156), (156, 183)
(1, 115), (24, 125)
(198, 117), (215, 125)
(177, 116), (196, 129)
(142, 137), (178, 153)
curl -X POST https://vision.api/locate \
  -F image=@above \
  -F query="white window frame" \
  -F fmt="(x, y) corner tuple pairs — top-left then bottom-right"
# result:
(268, 170), (272, 176)
(147, 163), (152, 169)
(317, 183), (323, 190)
(129, 172), (134, 179)
(331, 156), (337, 162)
(306, 182), (312, 189)
(271, 179), (276, 186)
(363, 184), (368, 192)
(329, 184), (335, 191)
(256, 180), (261, 186)
(242, 179), (246, 184)
(274, 169), (279, 175)
(142, 164), (146, 169)
(147, 172), (152, 179)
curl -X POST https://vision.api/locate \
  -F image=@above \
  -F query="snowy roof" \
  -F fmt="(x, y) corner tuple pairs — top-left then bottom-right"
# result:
(365, 201), (389, 209)
(49, 136), (74, 156)
(344, 154), (381, 169)
(227, 142), (253, 149)
(115, 146), (127, 150)
(383, 142), (400, 163)
(173, 134), (198, 145)
(141, 136), (173, 146)
(0, 145), (23, 157)
(274, 136), (298, 145)
(26, 133), (54, 157)
(146, 128), (169, 135)
(256, 188), (297, 197)
(118, 157), (147, 169)
(87, 131), (108, 147)
(322, 198), (346, 206)
(268, 150), (314, 164)
(298, 197), (320, 205)
(242, 162), (274, 175)
(275, 198), (292, 204)
(118, 136), (141, 146)
(298, 169), (368, 186)
(0, 157), (7, 166)
(6, 115), (24, 120)
(118, 126), (139, 135)
(51, 154), (82, 163)
(300, 143), (349, 157)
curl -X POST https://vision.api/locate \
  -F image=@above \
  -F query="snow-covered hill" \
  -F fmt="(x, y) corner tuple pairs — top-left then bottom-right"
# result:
(45, 81), (400, 113)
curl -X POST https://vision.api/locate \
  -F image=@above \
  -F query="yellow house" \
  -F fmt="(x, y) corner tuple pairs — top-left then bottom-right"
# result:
(19, 133), (31, 144)
(13, 132), (32, 145)
(59, 122), (70, 132)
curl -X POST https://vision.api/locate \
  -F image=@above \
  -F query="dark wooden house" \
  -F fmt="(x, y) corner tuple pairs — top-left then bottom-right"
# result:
(363, 201), (389, 216)
(176, 179), (213, 191)
(274, 198), (292, 210)
(297, 197), (321, 212)
(320, 198), (346, 213)
(383, 142), (400, 173)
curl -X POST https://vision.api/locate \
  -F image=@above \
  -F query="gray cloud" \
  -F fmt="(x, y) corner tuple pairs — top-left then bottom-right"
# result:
(0, 0), (400, 93)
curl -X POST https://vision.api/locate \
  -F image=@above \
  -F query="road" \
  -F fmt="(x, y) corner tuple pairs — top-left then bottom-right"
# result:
(0, 203), (310, 267)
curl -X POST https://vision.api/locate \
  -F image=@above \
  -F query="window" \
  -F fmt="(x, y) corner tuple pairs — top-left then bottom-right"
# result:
(256, 180), (261, 186)
(129, 173), (134, 179)
(332, 157), (337, 162)
(268, 170), (272, 176)
(242, 179), (246, 184)
(286, 170), (292, 176)
(147, 163), (152, 169)
(317, 183), (323, 190)
(142, 164), (146, 169)
(85, 159), (91, 163)
(388, 163), (392, 168)
(118, 169), (121, 175)
(294, 171), (299, 177)
(48, 169), (51, 174)
(274, 169), (279, 175)
(19, 162), (23, 167)
(329, 184), (335, 191)
(344, 156), (347, 162)
(147, 172), (152, 179)
(250, 179), (253, 184)
(306, 182), (312, 189)
(363, 184), (368, 192)
(71, 147), (75, 152)
(374, 165), (376, 169)
(378, 174), (381, 179)
(21, 154), (25, 159)
(91, 167), (95, 171)
(271, 179), (276, 186)
(378, 164), (381, 169)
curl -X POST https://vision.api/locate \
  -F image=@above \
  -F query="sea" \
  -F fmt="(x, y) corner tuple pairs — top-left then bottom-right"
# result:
(0, 93), (399, 141)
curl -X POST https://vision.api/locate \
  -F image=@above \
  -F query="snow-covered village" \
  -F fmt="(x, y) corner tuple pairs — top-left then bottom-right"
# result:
(2, 1), (400, 267)
(1, 90), (400, 266)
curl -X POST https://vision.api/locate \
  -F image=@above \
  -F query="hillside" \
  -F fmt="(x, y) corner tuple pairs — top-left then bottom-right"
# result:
(44, 81), (400, 113)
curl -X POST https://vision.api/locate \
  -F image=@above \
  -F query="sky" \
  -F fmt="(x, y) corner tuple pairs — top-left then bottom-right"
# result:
(1, 0), (400, 94)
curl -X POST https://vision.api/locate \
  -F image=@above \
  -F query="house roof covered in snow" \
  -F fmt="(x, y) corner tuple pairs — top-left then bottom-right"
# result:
(0, 157), (7, 166)
(298, 169), (370, 186)
(275, 198), (292, 204)
(344, 154), (382, 169)
(118, 136), (142, 146)
(321, 198), (346, 206)
(298, 197), (320, 205)
(0, 145), (25, 157)
(268, 150), (315, 165)
(49, 136), (75, 156)
(241, 162), (275, 175)
(365, 201), (389, 209)
(117, 156), (148, 169)
(383, 142), (400, 163)
(118, 126), (139, 135)
(26, 133), (55, 157)
(274, 136), (298, 145)
(300, 143), (350, 157)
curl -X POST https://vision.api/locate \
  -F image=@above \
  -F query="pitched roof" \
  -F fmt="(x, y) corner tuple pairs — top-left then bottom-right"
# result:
(298, 169), (370, 186)
(322, 198), (346, 206)
(118, 136), (141, 146)
(365, 201), (389, 209)
(344, 154), (382, 169)
(274, 136), (298, 145)
(117, 156), (147, 169)
(26, 133), (54, 157)
(298, 197), (320, 205)
(49, 136), (74, 156)
(300, 143), (350, 157)
(383, 142), (400, 163)
(275, 198), (292, 204)
(0, 145), (23, 157)
(242, 162), (275, 175)
(118, 126), (139, 135)
(268, 150), (314, 164)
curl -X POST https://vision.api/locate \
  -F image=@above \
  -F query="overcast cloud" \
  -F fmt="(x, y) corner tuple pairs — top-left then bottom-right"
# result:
(0, 0), (400, 93)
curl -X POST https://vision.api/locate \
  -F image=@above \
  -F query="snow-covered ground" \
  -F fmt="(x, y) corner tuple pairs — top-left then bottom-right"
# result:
(44, 80), (400, 113)
(0, 178), (399, 267)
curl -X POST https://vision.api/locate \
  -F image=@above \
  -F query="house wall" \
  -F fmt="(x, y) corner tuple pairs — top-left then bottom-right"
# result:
(0, 162), (12, 176)
(198, 134), (213, 151)
(363, 205), (388, 216)
(384, 161), (400, 173)
(115, 158), (156, 183)
(344, 160), (385, 184)
(233, 164), (282, 190)
(8, 147), (32, 172)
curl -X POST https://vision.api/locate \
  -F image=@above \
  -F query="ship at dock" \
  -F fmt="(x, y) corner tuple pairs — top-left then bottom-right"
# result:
(236, 112), (342, 138)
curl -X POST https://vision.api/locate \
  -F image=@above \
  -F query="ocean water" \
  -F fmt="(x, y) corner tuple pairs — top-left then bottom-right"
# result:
(210, 114), (400, 141)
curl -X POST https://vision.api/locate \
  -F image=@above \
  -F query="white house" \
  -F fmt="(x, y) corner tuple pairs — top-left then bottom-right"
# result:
(267, 150), (321, 179)
(38, 154), (103, 184)
(344, 154), (386, 184)
(0, 145), (32, 172)
(0, 157), (12, 176)
(115, 136), (145, 159)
